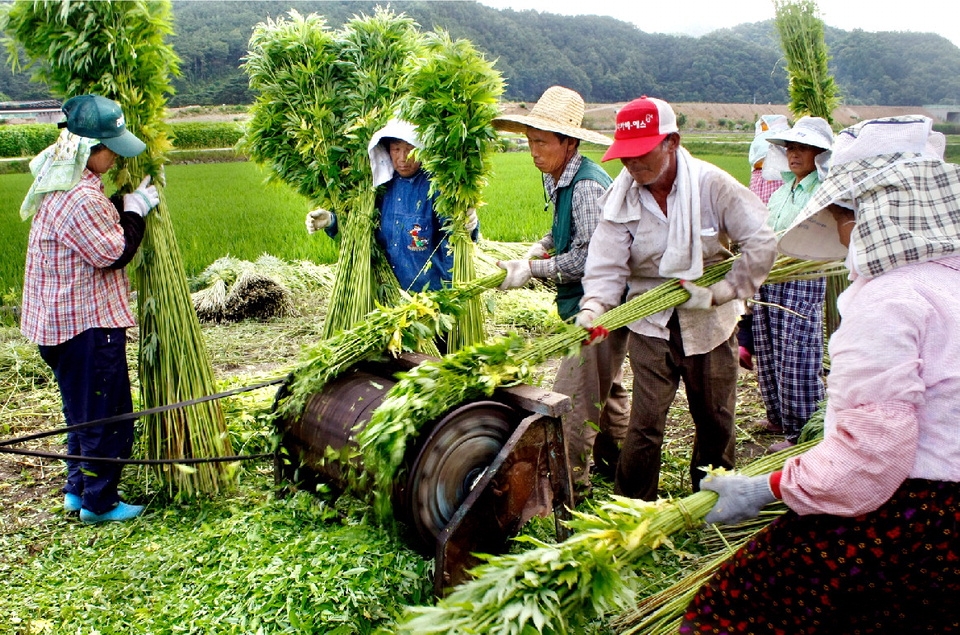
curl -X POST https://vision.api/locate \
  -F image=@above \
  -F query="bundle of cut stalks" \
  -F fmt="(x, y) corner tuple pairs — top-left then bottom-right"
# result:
(774, 0), (840, 122)
(242, 9), (423, 338)
(191, 256), (332, 322)
(395, 441), (815, 634)
(5, 0), (234, 497)
(774, 0), (848, 335)
(272, 271), (506, 424)
(399, 30), (504, 352)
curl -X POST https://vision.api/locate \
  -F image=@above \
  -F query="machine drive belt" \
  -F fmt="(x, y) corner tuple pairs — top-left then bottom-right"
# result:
(0, 375), (287, 465)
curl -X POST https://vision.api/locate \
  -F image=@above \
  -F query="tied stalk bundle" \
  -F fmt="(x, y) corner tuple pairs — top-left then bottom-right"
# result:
(774, 0), (849, 335)
(241, 8), (423, 338)
(396, 442), (814, 634)
(399, 30), (504, 352)
(359, 256), (845, 517)
(773, 0), (840, 123)
(4, 0), (234, 496)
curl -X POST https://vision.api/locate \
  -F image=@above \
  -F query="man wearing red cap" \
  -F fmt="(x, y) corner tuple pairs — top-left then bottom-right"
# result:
(577, 96), (777, 500)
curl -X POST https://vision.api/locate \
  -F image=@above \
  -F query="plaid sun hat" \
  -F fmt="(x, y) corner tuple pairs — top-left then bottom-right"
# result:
(778, 116), (960, 278)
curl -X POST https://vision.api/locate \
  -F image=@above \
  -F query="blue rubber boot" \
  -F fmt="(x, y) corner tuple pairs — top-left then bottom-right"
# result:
(80, 502), (145, 524)
(64, 493), (82, 513)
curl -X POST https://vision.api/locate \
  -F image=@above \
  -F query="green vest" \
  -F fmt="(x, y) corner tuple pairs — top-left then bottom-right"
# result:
(552, 157), (612, 320)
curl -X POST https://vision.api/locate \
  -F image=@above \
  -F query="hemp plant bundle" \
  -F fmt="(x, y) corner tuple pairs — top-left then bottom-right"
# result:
(241, 8), (424, 339)
(774, 0), (840, 123)
(3, 0), (233, 497)
(399, 30), (504, 352)
(774, 0), (849, 336)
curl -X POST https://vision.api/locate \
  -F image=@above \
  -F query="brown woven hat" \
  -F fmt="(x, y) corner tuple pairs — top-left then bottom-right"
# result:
(493, 86), (612, 146)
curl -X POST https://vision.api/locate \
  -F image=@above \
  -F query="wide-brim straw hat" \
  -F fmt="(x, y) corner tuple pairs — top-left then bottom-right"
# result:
(493, 86), (612, 146)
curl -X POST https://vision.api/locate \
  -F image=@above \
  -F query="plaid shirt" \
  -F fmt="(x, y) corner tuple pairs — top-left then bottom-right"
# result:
(21, 169), (135, 346)
(749, 168), (782, 205)
(529, 153), (607, 282)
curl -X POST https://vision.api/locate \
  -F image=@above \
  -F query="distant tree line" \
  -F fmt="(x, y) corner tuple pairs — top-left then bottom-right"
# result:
(2, 0), (959, 107)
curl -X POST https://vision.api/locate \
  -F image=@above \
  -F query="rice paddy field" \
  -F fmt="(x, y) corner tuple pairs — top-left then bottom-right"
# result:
(0, 139), (803, 634)
(0, 144), (751, 297)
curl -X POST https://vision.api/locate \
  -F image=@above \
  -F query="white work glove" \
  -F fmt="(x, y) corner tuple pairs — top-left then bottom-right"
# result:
(306, 208), (335, 234)
(678, 280), (736, 310)
(497, 260), (532, 290)
(465, 207), (479, 232)
(122, 176), (160, 218)
(701, 473), (778, 525)
(524, 242), (549, 260)
(575, 301), (608, 346)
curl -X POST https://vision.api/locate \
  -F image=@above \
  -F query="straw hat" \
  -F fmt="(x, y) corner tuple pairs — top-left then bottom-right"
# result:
(493, 86), (612, 146)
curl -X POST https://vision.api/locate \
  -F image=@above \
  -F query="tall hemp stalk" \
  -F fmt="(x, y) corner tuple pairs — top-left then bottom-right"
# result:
(241, 8), (423, 339)
(774, 0), (848, 335)
(399, 30), (504, 352)
(3, 0), (233, 497)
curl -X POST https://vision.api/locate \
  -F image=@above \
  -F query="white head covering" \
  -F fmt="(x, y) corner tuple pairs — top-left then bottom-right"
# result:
(367, 118), (422, 187)
(748, 114), (789, 169)
(778, 116), (957, 278)
(765, 115), (834, 180)
(20, 129), (99, 221)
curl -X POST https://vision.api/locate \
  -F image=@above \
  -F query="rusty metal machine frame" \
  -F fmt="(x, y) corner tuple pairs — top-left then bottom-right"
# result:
(273, 352), (575, 596)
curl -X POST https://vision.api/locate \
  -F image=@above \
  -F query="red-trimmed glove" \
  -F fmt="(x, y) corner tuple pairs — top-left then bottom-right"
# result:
(575, 301), (607, 345)
(701, 473), (778, 524)
(525, 242), (550, 260)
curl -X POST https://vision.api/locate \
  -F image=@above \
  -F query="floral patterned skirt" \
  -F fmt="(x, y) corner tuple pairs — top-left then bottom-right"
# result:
(680, 479), (960, 634)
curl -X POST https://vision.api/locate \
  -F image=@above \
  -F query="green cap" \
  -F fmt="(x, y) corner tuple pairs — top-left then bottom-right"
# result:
(61, 94), (146, 157)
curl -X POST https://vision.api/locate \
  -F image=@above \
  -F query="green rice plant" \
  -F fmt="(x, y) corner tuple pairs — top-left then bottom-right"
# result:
(162, 162), (331, 276)
(4, 0), (233, 497)
(0, 172), (32, 293)
(774, 0), (840, 122)
(399, 29), (504, 352)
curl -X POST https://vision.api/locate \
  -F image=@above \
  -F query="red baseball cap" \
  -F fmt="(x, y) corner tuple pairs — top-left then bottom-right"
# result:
(602, 96), (679, 162)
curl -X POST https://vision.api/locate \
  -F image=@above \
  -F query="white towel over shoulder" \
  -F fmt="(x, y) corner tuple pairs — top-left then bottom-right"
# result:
(599, 146), (703, 280)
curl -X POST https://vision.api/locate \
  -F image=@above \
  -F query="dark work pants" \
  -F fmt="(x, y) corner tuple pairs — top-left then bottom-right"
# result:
(616, 314), (738, 501)
(39, 327), (135, 514)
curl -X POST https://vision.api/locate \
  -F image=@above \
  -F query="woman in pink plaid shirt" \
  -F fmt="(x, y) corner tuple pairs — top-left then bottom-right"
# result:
(21, 95), (158, 524)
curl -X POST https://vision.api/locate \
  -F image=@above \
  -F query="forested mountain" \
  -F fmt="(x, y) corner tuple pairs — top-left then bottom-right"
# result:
(2, 0), (959, 107)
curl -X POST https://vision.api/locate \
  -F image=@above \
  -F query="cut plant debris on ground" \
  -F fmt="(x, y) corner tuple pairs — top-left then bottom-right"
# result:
(0, 257), (790, 634)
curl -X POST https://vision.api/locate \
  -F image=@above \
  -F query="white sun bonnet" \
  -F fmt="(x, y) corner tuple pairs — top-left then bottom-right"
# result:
(368, 118), (422, 187)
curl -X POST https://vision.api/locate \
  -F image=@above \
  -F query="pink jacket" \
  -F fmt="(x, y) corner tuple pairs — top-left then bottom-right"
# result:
(780, 256), (960, 516)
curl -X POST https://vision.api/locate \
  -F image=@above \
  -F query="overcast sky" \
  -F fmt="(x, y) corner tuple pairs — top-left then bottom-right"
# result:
(476, 0), (960, 49)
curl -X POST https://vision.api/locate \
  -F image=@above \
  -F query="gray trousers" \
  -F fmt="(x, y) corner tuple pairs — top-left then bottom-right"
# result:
(616, 315), (738, 501)
(552, 327), (630, 487)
